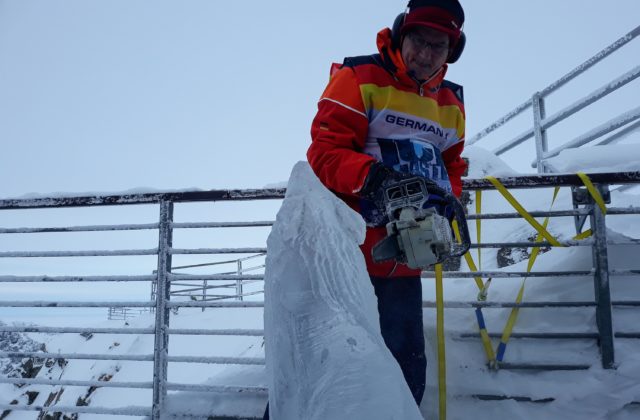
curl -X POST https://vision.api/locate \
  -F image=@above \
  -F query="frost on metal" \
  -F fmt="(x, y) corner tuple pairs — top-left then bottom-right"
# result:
(0, 188), (286, 209)
(263, 161), (422, 420)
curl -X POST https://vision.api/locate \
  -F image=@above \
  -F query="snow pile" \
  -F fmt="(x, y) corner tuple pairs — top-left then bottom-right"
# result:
(462, 146), (519, 179)
(545, 144), (640, 173)
(263, 162), (422, 420)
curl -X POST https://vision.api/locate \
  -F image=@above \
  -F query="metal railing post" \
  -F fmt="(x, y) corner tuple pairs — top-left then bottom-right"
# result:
(532, 92), (549, 173)
(202, 279), (208, 311)
(590, 199), (615, 368)
(237, 259), (244, 301)
(152, 200), (174, 419)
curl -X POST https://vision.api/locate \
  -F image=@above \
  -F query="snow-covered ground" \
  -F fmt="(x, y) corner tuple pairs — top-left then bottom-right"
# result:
(1, 147), (639, 419)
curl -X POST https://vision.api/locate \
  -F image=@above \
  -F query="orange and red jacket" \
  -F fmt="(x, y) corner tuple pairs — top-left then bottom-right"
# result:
(307, 28), (467, 278)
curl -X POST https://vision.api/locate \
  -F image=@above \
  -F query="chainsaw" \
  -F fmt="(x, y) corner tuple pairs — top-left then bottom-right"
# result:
(371, 177), (471, 270)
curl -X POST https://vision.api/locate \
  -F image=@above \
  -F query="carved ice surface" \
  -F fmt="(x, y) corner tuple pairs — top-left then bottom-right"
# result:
(263, 161), (423, 420)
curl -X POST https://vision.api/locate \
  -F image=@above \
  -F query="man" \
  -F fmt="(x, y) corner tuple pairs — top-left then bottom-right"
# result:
(306, 0), (467, 407)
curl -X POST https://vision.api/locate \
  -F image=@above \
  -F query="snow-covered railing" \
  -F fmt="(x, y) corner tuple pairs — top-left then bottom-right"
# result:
(0, 187), (283, 419)
(1, 174), (639, 418)
(467, 25), (640, 173)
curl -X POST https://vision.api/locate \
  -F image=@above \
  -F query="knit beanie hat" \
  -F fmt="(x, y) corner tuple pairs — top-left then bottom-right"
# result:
(401, 0), (464, 41)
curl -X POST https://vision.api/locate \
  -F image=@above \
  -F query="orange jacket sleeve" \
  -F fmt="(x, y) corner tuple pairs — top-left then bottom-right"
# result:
(307, 67), (376, 196)
(442, 140), (467, 198)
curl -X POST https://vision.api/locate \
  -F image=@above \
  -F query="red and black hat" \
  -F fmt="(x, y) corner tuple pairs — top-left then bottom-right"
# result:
(401, 0), (465, 40)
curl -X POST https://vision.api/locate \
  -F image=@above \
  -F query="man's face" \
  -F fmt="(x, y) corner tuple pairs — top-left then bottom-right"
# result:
(401, 26), (450, 81)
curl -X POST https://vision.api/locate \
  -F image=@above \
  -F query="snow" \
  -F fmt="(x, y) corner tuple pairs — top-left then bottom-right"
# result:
(263, 162), (422, 419)
(545, 143), (640, 173)
(1, 149), (639, 419)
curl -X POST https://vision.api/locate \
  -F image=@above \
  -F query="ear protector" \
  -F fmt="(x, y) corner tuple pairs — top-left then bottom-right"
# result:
(391, 12), (466, 63)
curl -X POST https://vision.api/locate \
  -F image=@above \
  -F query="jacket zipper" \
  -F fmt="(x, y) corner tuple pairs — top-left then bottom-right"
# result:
(416, 67), (444, 96)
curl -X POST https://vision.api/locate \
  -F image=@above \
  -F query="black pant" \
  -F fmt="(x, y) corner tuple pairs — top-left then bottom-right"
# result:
(370, 275), (426, 405)
(263, 275), (426, 419)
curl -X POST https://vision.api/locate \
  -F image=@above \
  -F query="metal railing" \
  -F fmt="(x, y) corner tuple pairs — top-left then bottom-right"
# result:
(1, 172), (639, 417)
(0, 188), (283, 419)
(467, 25), (640, 173)
(166, 252), (266, 307)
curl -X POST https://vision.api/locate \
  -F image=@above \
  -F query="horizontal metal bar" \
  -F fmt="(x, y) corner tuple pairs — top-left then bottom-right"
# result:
(459, 332), (599, 339)
(172, 221), (274, 229)
(466, 99), (533, 145)
(607, 207), (640, 215)
(170, 274), (264, 281)
(171, 247), (268, 255)
(0, 274), (156, 283)
(0, 326), (154, 334)
(0, 222), (158, 234)
(0, 377), (153, 389)
(167, 356), (264, 365)
(470, 240), (590, 248)
(0, 249), (158, 258)
(540, 25), (640, 97)
(539, 106), (640, 163)
(422, 270), (594, 278)
(0, 351), (153, 362)
(2, 174), (638, 213)
(472, 394), (555, 403)
(0, 301), (153, 308)
(598, 118), (640, 145)
(609, 270), (640, 276)
(492, 128), (535, 156)
(616, 332), (640, 338)
(172, 258), (246, 270)
(0, 189), (286, 209)
(423, 301), (595, 309)
(467, 209), (588, 220)
(612, 300), (640, 306)
(471, 24), (640, 146)
(463, 171), (640, 190)
(166, 301), (264, 308)
(496, 362), (591, 370)
(542, 65), (640, 129)
(608, 239), (640, 246)
(495, 65), (640, 155)
(167, 328), (264, 336)
(171, 284), (234, 291)
(165, 382), (267, 393)
(0, 404), (151, 416)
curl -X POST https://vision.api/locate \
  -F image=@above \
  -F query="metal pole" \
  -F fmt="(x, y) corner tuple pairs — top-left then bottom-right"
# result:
(202, 280), (208, 312)
(237, 259), (244, 301)
(532, 92), (549, 173)
(590, 200), (615, 368)
(152, 201), (174, 420)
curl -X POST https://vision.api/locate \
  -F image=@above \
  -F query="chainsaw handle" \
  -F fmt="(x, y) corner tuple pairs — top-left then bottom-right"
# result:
(446, 194), (471, 258)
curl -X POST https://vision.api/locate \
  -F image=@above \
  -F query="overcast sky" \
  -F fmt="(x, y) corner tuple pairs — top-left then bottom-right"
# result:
(1, 0), (639, 197)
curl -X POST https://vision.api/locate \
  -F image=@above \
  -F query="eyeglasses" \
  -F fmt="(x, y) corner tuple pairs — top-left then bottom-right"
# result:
(406, 33), (449, 55)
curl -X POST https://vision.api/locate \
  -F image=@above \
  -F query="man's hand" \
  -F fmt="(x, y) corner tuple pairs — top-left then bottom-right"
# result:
(360, 162), (415, 199)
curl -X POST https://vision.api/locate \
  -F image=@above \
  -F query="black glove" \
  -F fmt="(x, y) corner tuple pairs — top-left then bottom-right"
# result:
(360, 161), (455, 221)
(360, 162), (415, 199)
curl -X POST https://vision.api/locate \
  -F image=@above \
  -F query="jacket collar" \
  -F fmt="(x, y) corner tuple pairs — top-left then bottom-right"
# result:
(376, 28), (448, 93)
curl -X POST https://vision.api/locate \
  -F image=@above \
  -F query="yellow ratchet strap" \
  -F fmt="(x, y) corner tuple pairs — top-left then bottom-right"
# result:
(435, 263), (447, 420)
(495, 187), (560, 363)
(451, 220), (495, 364)
(476, 190), (483, 270)
(485, 176), (563, 247)
(576, 172), (607, 215)
(452, 220), (487, 298)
